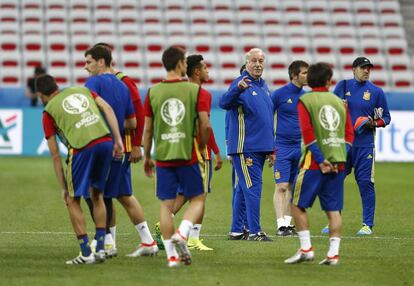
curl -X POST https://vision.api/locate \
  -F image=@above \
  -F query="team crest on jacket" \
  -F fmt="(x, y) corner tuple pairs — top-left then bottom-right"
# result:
(161, 98), (185, 127)
(319, 105), (340, 132)
(245, 157), (253, 166)
(287, 98), (293, 104)
(252, 91), (258, 96)
(363, 91), (371, 101)
(62, 94), (89, 114)
(274, 171), (281, 180)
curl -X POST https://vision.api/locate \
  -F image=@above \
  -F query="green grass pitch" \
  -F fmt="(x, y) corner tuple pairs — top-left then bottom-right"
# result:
(0, 157), (413, 286)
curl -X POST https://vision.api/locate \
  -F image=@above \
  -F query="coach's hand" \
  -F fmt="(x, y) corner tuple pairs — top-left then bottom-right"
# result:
(144, 157), (155, 178)
(129, 146), (142, 163)
(237, 76), (251, 90)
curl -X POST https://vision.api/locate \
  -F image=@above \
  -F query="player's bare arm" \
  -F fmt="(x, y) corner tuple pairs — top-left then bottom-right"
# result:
(143, 116), (155, 177)
(198, 111), (211, 158)
(47, 135), (69, 206)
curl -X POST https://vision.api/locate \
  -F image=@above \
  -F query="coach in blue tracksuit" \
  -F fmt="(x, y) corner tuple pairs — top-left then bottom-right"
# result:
(334, 57), (391, 235)
(219, 48), (274, 241)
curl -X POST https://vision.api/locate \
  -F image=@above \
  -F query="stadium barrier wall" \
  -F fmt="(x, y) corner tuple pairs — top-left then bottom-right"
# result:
(1, 108), (414, 162)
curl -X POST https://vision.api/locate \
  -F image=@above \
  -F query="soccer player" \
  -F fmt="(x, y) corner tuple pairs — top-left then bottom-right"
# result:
(36, 74), (124, 264)
(284, 63), (354, 266)
(143, 46), (211, 267)
(84, 45), (158, 257)
(170, 54), (223, 251)
(90, 43), (158, 257)
(332, 57), (391, 235)
(219, 48), (274, 241)
(271, 60), (309, 236)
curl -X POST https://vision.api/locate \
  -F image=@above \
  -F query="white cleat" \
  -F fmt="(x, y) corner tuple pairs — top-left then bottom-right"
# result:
(319, 255), (339, 266)
(167, 256), (181, 268)
(94, 250), (106, 263)
(171, 231), (192, 265)
(284, 248), (315, 264)
(104, 244), (118, 258)
(65, 253), (96, 265)
(126, 241), (159, 257)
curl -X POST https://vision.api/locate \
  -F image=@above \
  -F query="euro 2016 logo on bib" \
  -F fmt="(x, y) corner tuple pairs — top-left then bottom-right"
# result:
(161, 98), (185, 127)
(319, 105), (340, 132)
(62, 94), (89, 114)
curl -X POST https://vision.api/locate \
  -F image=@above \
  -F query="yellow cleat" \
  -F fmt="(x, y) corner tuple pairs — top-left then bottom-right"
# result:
(187, 238), (213, 251)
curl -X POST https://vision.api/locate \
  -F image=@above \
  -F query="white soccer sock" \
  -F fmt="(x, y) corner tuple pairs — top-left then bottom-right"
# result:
(277, 218), (285, 229)
(163, 239), (178, 259)
(284, 215), (293, 226)
(189, 224), (202, 240)
(177, 220), (193, 240)
(298, 230), (312, 250)
(327, 237), (341, 257)
(109, 226), (117, 248)
(104, 233), (114, 246)
(135, 221), (154, 245)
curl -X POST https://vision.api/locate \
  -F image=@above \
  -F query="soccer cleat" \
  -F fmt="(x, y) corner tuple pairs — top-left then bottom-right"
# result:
(356, 224), (373, 235)
(65, 253), (96, 265)
(154, 222), (165, 250)
(284, 247), (315, 264)
(228, 232), (247, 240)
(288, 225), (297, 235)
(104, 243), (118, 258)
(319, 255), (339, 266)
(247, 231), (272, 242)
(188, 238), (213, 251)
(167, 256), (181, 268)
(94, 250), (106, 263)
(126, 241), (159, 257)
(171, 231), (192, 265)
(277, 226), (293, 236)
(321, 225), (329, 234)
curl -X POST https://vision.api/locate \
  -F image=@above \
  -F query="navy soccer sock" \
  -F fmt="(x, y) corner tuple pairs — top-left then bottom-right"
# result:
(77, 234), (92, 257)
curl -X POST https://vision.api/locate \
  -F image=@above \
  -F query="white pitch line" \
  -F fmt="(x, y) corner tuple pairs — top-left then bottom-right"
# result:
(1, 231), (413, 240)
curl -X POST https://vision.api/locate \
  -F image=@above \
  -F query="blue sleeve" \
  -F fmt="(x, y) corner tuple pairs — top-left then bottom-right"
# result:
(219, 80), (243, 110)
(224, 112), (229, 140)
(308, 142), (325, 164)
(333, 80), (345, 99)
(84, 77), (100, 95)
(375, 88), (391, 126)
(126, 91), (134, 117)
(270, 89), (280, 112)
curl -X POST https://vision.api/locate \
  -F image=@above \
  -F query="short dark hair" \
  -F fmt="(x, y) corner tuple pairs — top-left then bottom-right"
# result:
(93, 42), (113, 51)
(288, 60), (309, 80)
(35, 74), (58, 96)
(162, 46), (186, 71)
(84, 45), (112, 67)
(307, 62), (333, 88)
(186, 54), (203, 77)
(34, 66), (47, 76)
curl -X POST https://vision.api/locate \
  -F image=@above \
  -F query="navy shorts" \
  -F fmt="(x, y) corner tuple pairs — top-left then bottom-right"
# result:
(67, 141), (113, 198)
(156, 162), (206, 200)
(104, 153), (133, 198)
(273, 146), (301, 184)
(292, 169), (345, 211)
(177, 159), (212, 195)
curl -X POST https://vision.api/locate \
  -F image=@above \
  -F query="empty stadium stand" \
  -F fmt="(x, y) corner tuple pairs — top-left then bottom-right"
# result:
(0, 0), (413, 90)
